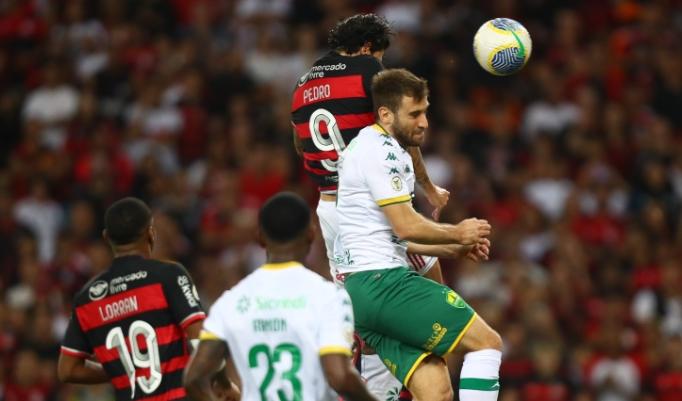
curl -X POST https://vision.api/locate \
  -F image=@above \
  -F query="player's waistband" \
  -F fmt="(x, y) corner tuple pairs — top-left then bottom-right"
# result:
(336, 264), (405, 276)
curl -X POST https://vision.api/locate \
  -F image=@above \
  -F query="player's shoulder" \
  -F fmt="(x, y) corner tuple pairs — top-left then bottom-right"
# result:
(208, 270), (262, 310)
(352, 125), (388, 150)
(72, 270), (110, 305)
(290, 267), (341, 296)
(346, 54), (383, 70)
(310, 52), (382, 76)
(144, 258), (189, 277)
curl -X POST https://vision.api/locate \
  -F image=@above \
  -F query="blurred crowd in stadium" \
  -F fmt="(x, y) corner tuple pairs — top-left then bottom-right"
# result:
(0, 0), (680, 400)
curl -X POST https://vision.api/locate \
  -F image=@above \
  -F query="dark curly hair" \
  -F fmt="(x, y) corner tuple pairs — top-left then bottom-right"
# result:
(328, 13), (393, 54)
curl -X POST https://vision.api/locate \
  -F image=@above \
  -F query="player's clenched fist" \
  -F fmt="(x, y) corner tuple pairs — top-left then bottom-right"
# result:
(453, 218), (491, 245)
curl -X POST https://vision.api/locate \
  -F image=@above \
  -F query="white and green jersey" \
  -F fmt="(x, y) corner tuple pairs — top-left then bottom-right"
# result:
(202, 262), (354, 401)
(335, 124), (415, 273)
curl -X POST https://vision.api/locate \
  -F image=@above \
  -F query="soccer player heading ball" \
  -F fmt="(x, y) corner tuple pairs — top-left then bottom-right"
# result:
(336, 68), (502, 401)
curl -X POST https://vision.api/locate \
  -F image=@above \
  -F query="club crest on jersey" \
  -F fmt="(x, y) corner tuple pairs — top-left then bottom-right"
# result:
(89, 280), (109, 301)
(391, 176), (403, 191)
(297, 73), (310, 87)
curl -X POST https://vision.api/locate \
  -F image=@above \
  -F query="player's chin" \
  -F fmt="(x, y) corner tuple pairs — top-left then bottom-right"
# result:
(411, 132), (426, 146)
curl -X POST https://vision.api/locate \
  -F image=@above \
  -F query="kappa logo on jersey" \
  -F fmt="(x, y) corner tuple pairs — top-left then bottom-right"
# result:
(237, 296), (251, 314)
(88, 280), (108, 301)
(177, 275), (199, 307)
(391, 176), (403, 191)
(385, 387), (401, 401)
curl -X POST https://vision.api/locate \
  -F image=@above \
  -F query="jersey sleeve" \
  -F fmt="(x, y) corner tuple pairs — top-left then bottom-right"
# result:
(162, 262), (206, 329)
(60, 310), (92, 358)
(363, 145), (413, 207)
(200, 291), (231, 342)
(316, 285), (354, 356)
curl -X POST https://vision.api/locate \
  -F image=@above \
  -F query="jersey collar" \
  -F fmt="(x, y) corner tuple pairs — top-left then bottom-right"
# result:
(372, 123), (390, 137)
(260, 261), (304, 270)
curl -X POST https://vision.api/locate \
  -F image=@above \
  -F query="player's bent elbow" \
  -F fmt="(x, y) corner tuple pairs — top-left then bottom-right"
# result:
(392, 223), (417, 242)
(56, 365), (71, 383)
(57, 356), (76, 383)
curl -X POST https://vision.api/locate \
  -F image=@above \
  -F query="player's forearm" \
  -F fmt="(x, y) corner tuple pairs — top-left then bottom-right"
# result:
(407, 146), (434, 191)
(396, 213), (463, 245)
(407, 241), (465, 259)
(185, 378), (217, 401)
(58, 359), (109, 384)
(385, 204), (489, 245)
(332, 371), (380, 401)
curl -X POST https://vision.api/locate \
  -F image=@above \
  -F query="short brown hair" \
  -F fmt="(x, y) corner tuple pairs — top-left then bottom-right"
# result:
(371, 68), (429, 113)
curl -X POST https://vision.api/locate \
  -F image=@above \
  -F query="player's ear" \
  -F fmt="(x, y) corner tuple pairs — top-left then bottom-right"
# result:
(378, 106), (393, 125)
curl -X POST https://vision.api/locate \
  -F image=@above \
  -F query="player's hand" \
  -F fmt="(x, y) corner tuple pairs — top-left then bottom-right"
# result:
(453, 218), (491, 245)
(464, 238), (491, 262)
(424, 184), (450, 221)
(212, 379), (241, 401)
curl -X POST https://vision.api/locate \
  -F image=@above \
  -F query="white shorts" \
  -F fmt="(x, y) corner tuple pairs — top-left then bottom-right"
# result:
(316, 198), (437, 284)
(316, 199), (340, 274)
(361, 353), (403, 401)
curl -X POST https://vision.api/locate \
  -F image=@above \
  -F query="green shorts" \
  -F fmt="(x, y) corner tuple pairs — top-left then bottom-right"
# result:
(344, 267), (477, 385)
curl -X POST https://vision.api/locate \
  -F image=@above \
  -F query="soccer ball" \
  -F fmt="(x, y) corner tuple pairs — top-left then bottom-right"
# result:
(473, 18), (532, 76)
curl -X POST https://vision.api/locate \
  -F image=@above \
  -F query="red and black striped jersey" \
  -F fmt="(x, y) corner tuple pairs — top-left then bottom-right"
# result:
(61, 255), (206, 401)
(291, 51), (383, 193)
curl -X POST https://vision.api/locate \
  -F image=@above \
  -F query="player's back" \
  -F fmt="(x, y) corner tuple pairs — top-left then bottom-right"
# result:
(63, 256), (204, 401)
(206, 262), (354, 401)
(291, 51), (382, 193)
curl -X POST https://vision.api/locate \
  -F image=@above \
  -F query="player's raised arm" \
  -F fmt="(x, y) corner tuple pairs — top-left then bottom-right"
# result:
(382, 203), (490, 245)
(406, 146), (450, 219)
(407, 239), (491, 262)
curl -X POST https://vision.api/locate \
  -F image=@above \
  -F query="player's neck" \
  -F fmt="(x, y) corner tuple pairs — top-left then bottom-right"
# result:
(265, 245), (307, 265)
(337, 50), (362, 57)
(266, 253), (306, 264)
(112, 243), (152, 259)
